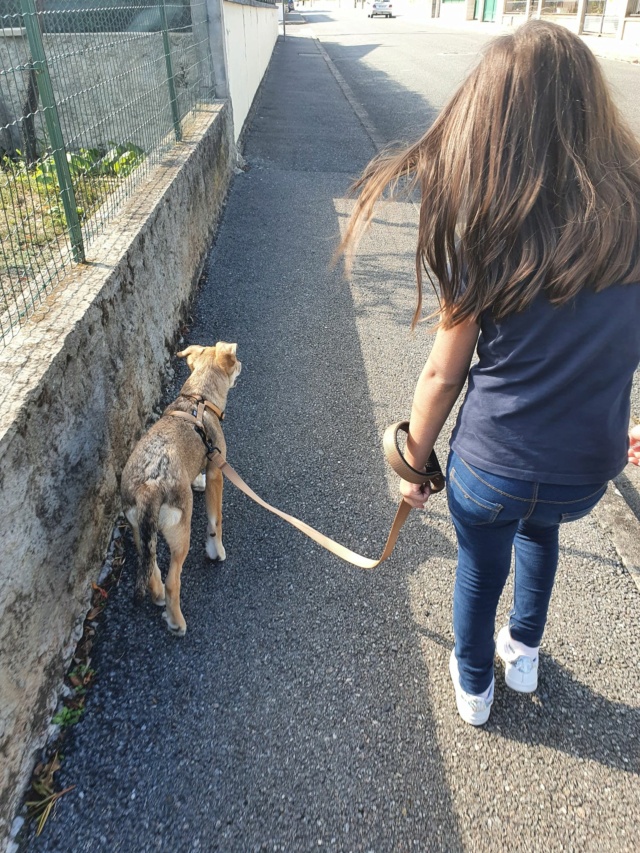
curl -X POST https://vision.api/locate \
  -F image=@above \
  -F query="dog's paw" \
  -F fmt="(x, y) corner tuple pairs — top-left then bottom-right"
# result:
(151, 594), (166, 607)
(162, 610), (187, 637)
(206, 536), (226, 562)
(192, 472), (206, 492)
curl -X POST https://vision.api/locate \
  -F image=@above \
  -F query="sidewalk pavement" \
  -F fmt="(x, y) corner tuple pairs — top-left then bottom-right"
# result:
(15, 22), (640, 853)
(579, 32), (640, 64)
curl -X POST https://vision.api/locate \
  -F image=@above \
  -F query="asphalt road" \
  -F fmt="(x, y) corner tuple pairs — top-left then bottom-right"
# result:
(18, 11), (639, 853)
(302, 6), (640, 141)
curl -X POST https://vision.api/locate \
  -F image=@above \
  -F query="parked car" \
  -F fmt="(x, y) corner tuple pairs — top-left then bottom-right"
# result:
(367, 1), (393, 18)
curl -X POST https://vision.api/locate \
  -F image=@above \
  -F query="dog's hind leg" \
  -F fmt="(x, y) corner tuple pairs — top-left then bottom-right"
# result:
(205, 463), (226, 562)
(148, 561), (165, 607)
(127, 505), (166, 607)
(126, 493), (164, 606)
(161, 502), (191, 637)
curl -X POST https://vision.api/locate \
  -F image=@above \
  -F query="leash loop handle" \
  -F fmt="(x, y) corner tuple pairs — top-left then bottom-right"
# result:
(382, 421), (446, 492)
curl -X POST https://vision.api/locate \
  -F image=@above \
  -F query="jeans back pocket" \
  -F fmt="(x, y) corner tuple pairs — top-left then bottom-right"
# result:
(447, 466), (504, 526)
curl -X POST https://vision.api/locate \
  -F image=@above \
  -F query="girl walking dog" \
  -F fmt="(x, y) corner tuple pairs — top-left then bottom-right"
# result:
(341, 21), (640, 725)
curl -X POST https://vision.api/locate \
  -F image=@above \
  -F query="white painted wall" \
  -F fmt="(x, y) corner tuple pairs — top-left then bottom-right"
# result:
(438, 0), (468, 21)
(223, 0), (279, 142)
(620, 16), (640, 43)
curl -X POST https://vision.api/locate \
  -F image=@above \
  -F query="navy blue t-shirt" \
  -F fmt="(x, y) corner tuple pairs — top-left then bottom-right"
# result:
(450, 281), (640, 484)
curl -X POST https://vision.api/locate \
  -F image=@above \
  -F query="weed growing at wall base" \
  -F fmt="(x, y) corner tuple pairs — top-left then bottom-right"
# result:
(17, 523), (127, 843)
(25, 753), (75, 838)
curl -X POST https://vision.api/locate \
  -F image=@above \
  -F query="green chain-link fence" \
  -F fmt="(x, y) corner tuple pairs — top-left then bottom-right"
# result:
(0, 0), (215, 347)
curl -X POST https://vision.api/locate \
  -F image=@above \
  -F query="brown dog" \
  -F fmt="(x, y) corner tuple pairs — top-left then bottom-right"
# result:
(121, 342), (241, 636)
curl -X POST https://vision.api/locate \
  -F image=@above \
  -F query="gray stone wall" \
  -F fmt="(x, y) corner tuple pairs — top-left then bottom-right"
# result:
(0, 101), (233, 844)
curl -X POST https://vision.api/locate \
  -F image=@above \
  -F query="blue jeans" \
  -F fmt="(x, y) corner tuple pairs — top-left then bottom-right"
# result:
(446, 450), (607, 694)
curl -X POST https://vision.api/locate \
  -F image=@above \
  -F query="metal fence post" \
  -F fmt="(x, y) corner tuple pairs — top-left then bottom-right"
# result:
(19, 0), (85, 263)
(160, 0), (182, 141)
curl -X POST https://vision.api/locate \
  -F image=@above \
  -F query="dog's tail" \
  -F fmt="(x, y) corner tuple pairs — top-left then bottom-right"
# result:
(133, 485), (163, 604)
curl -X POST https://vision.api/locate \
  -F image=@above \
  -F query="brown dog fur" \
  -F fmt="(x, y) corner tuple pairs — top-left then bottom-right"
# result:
(121, 342), (241, 636)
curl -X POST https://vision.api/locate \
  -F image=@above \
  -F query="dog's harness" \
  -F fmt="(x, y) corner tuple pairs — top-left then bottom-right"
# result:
(167, 395), (224, 460)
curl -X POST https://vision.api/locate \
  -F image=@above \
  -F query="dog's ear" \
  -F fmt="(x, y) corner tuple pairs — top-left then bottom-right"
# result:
(215, 343), (239, 375)
(177, 345), (207, 372)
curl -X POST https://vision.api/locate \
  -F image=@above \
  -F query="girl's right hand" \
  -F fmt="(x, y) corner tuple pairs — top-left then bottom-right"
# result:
(399, 479), (431, 509)
(629, 425), (640, 466)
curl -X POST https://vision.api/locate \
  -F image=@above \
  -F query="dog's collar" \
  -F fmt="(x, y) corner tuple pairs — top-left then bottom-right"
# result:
(179, 394), (224, 421)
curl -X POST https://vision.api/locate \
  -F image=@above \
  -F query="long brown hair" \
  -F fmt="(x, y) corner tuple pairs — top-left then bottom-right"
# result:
(340, 20), (640, 328)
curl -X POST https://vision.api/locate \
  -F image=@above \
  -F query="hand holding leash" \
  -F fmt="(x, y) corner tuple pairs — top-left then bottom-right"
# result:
(382, 420), (445, 509)
(400, 480), (432, 510)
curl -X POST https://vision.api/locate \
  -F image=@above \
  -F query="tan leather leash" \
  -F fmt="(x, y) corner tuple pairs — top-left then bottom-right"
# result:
(209, 421), (446, 570)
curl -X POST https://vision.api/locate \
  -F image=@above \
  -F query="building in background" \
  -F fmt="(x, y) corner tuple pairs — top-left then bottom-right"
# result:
(430, 0), (640, 45)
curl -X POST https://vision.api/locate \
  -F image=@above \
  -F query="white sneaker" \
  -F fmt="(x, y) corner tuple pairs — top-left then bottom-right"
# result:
(496, 626), (539, 693)
(449, 650), (494, 726)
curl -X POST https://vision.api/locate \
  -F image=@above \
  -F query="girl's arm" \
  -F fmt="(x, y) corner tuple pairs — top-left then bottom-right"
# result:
(401, 318), (480, 508)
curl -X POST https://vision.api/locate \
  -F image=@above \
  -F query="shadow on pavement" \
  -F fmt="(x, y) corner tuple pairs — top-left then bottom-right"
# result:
(417, 624), (639, 775)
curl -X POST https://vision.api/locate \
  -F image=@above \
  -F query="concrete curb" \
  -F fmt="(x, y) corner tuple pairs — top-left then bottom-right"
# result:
(309, 27), (385, 153)
(579, 34), (640, 65)
(595, 481), (640, 594)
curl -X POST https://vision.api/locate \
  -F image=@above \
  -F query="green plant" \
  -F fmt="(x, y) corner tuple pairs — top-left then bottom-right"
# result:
(98, 142), (145, 177)
(33, 155), (58, 192)
(52, 706), (84, 728)
(2, 140), (145, 225)
(64, 142), (145, 181)
(68, 663), (96, 696)
(49, 663), (95, 728)
(1, 141), (146, 317)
